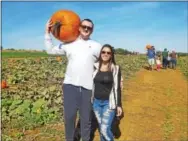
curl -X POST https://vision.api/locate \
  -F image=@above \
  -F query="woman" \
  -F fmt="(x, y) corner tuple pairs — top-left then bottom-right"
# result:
(156, 55), (162, 71)
(91, 44), (123, 141)
(167, 52), (171, 68)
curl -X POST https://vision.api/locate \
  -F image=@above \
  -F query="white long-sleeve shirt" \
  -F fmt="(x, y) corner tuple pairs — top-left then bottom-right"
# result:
(44, 34), (102, 90)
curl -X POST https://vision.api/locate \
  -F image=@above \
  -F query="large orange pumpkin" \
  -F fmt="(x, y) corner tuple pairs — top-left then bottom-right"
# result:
(1, 80), (7, 89)
(50, 10), (81, 43)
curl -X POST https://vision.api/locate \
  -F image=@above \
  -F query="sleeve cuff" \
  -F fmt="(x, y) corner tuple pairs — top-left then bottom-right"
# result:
(45, 33), (51, 39)
(117, 103), (122, 107)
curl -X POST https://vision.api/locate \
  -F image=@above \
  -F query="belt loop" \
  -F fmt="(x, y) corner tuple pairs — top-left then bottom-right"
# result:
(80, 87), (81, 92)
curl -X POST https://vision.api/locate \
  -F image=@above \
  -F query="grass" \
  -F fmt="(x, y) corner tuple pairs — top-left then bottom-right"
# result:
(1, 51), (50, 58)
(162, 111), (174, 141)
(178, 56), (188, 80)
(2, 123), (65, 141)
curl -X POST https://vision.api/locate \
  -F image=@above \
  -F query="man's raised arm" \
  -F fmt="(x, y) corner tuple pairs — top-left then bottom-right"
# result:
(44, 33), (66, 55)
(44, 19), (66, 55)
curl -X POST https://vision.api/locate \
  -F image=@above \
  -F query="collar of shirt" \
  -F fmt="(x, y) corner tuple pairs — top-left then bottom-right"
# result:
(77, 35), (91, 41)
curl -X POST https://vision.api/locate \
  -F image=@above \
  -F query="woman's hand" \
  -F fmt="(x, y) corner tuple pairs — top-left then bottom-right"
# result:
(45, 19), (53, 34)
(120, 77), (123, 90)
(116, 106), (123, 117)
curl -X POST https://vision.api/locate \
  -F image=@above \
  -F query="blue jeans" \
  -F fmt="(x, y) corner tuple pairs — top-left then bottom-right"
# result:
(93, 98), (115, 141)
(171, 58), (177, 68)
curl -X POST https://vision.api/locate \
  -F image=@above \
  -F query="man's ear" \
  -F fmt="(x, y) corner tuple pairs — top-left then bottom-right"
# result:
(90, 29), (93, 35)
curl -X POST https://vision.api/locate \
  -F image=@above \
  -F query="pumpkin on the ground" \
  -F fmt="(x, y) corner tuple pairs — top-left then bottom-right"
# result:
(56, 56), (62, 62)
(1, 80), (7, 89)
(50, 10), (81, 43)
(36, 58), (41, 63)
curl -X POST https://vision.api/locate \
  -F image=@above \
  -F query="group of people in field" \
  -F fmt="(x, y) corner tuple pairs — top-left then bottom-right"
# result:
(146, 45), (178, 71)
(45, 18), (123, 141)
(161, 48), (178, 69)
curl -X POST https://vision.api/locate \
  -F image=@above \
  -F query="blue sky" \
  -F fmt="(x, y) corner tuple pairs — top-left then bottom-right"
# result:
(2, 1), (188, 53)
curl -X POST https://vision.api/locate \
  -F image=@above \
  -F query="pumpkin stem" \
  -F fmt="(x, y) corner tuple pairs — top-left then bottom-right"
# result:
(52, 21), (62, 37)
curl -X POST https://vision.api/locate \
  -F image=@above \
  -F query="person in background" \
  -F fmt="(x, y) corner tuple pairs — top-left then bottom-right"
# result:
(45, 18), (102, 141)
(152, 46), (156, 56)
(167, 52), (172, 68)
(162, 48), (169, 69)
(171, 50), (178, 69)
(92, 44), (123, 141)
(156, 55), (162, 71)
(147, 46), (156, 71)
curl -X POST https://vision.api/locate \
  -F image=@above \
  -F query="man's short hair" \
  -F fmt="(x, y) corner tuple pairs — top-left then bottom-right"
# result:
(81, 19), (94, 28)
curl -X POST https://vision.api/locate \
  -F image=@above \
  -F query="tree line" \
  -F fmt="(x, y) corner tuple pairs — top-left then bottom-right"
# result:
(113, 48), (139, 55)
(1, 46), (187, 56)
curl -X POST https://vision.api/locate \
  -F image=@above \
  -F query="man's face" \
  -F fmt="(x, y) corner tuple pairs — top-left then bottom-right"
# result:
(79, 20), (93, 39)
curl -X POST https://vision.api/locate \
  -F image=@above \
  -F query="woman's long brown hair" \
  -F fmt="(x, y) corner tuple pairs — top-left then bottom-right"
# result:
(97, 44), (116, 71)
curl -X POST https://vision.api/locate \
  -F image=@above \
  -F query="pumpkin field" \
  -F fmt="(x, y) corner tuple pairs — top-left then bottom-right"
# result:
(1, 50), (188, 141)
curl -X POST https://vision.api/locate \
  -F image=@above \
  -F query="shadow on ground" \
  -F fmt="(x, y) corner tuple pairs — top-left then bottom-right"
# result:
(74, 111), (124, 141)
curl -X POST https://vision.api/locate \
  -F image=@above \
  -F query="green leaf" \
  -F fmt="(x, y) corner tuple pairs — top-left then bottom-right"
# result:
(9, 100), (23, 110)
(54, 97), (62, 104)
(41, 89), (48, 96)
(10, 100), (31, 116)
(49, 85), (57, 92)
(56, 91), (62, 97)
(32, 99), (48, 113)
(1, 99), (13, 107)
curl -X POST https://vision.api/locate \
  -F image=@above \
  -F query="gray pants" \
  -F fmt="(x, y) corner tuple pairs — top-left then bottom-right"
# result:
(63, 84), (92, 141)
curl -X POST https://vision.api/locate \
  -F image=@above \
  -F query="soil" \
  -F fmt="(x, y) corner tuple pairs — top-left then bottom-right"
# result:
(4, 68), (188, 141)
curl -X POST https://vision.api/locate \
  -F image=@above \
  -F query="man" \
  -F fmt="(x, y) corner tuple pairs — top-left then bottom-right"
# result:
(45, 18), (102, 141)
(171, 50), (177, 69)
(167, 51), (171, 68)
(147, 46), (155, 71)
(162, 48), (169, 69)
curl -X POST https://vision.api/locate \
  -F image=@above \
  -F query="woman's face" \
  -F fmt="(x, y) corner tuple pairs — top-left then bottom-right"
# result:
(101, 47), (112, 62)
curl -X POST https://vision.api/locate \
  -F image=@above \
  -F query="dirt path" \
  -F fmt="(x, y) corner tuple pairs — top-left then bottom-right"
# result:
(6, 68), (187, 141)
(96, 68), (187, 141)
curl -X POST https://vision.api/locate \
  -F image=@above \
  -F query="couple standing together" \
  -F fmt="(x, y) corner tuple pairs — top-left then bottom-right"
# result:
(45, 18), (123, 141)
